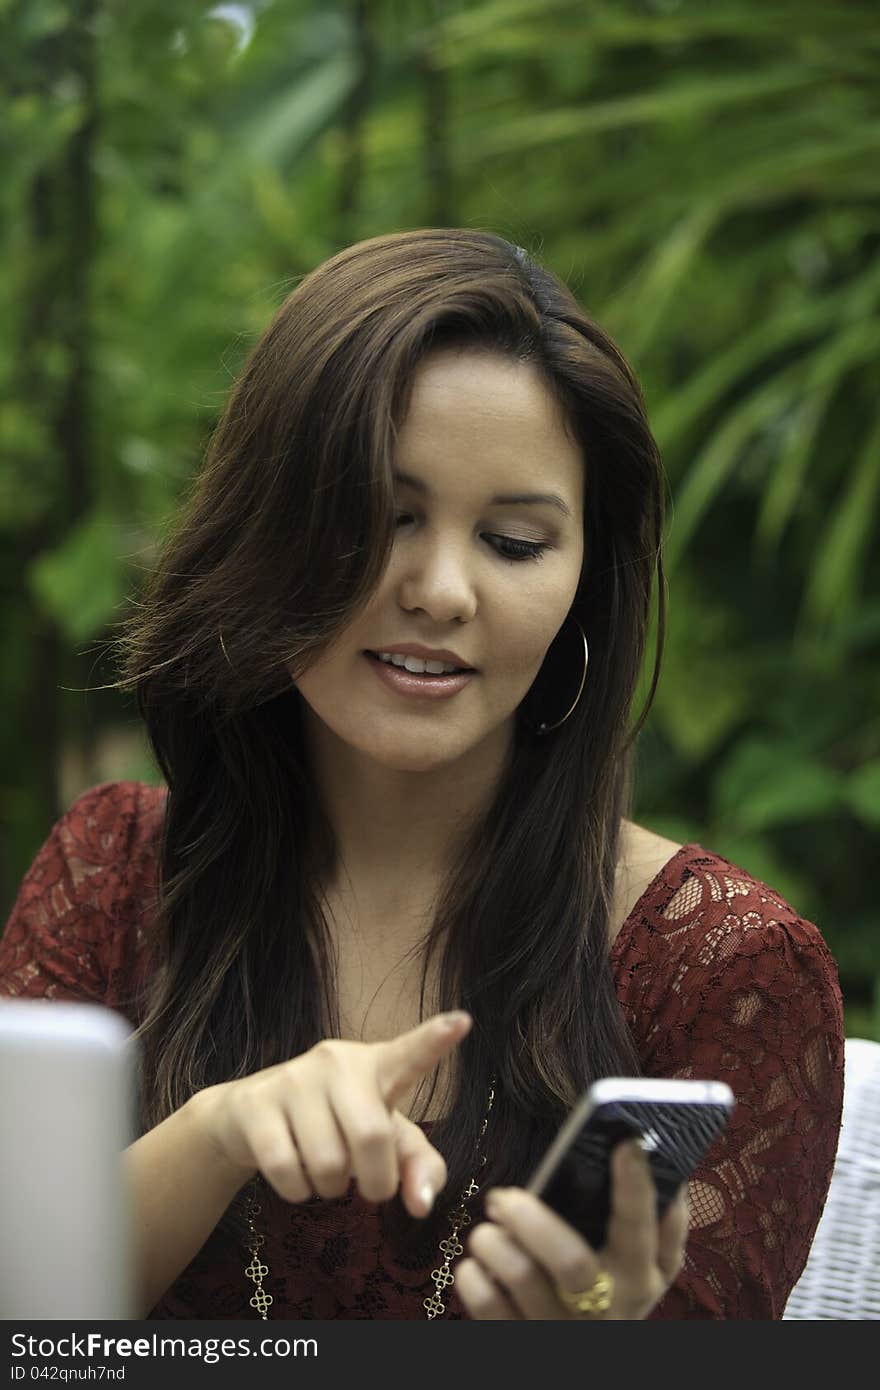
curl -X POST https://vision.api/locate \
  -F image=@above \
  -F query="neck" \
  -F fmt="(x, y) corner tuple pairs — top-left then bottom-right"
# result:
(301, 706), (513, 927)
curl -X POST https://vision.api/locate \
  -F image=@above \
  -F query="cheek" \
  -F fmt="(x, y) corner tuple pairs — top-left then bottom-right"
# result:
(287, 644), (349, 706)
(502, 577), (580, 659)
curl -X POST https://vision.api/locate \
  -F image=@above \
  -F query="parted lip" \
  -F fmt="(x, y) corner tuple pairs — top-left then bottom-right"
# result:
(366, 643), (476, 670)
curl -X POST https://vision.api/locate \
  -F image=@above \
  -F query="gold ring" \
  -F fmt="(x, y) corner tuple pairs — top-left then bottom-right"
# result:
(555, 1269), (614, 1317)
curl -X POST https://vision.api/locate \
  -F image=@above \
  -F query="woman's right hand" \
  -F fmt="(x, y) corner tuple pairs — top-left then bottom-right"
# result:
(194, 1010), (472, 1220)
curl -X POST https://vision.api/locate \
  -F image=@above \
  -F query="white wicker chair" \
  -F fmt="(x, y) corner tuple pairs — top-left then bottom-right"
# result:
(783, 1036), (880, 1319)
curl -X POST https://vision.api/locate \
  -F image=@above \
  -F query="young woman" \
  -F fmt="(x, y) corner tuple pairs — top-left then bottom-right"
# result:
(0, 229), (843, 1320)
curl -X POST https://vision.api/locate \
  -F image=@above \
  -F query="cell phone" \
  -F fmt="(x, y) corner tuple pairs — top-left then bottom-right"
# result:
(526, 1077), (735, 1250)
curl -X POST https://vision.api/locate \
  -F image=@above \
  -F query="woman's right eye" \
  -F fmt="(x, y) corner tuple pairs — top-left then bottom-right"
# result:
(393, 513), (547, 564)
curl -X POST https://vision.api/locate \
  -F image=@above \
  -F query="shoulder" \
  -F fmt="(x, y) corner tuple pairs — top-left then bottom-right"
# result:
(60, 778), (167, 861)
(59, 779), (166, 856)
(610, 819), (687, 945)
(61, 778), (167, 929)
(25, 779), (165, 945)
(5, 780), (165, 914)
(615, 819), (825, 951)
(613, 829), (843, 1044)
(616, 820), (686, 884)
(1, 781), (167, 1011)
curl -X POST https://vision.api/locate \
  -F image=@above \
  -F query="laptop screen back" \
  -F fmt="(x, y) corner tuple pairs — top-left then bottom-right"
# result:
(0, 998), (137, 1319)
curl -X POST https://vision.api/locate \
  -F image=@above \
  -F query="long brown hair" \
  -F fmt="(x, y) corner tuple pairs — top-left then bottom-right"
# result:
(109, 228), (666, 1260)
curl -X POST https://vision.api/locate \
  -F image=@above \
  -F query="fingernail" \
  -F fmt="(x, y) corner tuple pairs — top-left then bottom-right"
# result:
(439, 1011), (470, 1030)
(419, 1182), (435, 1212)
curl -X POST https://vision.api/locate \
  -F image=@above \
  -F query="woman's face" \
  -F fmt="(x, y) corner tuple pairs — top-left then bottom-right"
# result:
(292, 347), (586, 774)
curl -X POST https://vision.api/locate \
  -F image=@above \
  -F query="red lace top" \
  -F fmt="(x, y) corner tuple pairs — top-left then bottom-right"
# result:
(0, 781), (844, 1320)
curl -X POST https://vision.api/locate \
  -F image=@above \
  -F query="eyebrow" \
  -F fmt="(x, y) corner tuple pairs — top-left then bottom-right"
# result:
(392, 469), (574, 520)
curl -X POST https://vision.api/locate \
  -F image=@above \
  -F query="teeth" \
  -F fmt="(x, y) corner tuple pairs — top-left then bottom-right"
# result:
(375, 652), (462, 675)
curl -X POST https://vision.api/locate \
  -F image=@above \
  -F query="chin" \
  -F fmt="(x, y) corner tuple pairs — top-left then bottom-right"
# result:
(367, 744), (468, 775)
(357, 726), (479, 773)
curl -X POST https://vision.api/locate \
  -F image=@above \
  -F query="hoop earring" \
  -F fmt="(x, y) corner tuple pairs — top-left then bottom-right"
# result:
(520, 614), (589, 737)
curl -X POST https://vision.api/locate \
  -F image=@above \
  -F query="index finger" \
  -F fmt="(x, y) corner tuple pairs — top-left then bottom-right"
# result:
(376, 1011), (472, 1106)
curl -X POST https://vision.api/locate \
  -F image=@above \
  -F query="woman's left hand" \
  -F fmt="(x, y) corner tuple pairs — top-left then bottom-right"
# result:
(455, 1139), (689, 1319)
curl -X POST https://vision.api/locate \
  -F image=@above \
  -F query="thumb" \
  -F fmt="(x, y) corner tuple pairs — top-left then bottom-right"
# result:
(377, 1011), (472, 1106)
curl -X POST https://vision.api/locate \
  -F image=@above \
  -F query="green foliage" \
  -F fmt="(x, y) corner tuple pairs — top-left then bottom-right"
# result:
(846, 762), (880, 830)
(712, 739), (843, 836)
(1, 0), (878, 1039)
(26, 509), (130, 643)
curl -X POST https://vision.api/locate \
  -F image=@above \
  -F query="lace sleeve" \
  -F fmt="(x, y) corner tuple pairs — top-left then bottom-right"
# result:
(643, 893), (844, 1320)
(0, 785), (130, 1005)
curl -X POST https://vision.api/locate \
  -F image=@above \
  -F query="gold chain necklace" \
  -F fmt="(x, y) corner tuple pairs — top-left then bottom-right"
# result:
(242, 1078), (497, 1320)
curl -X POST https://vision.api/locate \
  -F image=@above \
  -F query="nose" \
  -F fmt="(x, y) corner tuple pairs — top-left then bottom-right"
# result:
(396, 533), (478, 625)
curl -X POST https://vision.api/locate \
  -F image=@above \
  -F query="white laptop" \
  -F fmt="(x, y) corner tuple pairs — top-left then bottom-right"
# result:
(0, 997), (137, 1319)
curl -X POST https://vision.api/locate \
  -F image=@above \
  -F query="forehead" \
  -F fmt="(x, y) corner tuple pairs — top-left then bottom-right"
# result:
(396, 349), (585, 509)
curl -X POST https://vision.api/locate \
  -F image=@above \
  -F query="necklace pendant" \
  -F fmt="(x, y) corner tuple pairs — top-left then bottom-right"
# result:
(424, 1292), (446, 1318)
(249, 1289), (273, 1318)
(438, 1235), (463, 1259)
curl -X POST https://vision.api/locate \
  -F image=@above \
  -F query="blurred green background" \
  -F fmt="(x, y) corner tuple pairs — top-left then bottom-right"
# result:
(2, 0), (878, 1038)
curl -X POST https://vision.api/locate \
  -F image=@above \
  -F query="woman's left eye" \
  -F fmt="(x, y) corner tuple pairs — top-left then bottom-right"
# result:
(494, 536), (549, 562)
(393, 515), (548, 564)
